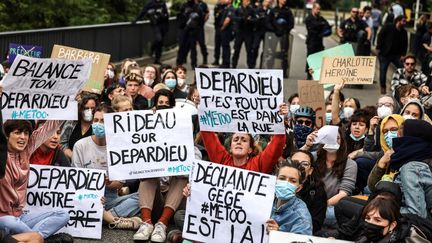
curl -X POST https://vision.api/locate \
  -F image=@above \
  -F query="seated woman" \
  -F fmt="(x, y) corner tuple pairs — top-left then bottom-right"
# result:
(0, 118), (70, 239)
(266, 159), (312, 235)
(200, 103), (288, 174)
(331, 82), (361, 128)
(292, 150), (327, 234)
(134, 89), (186, 242)
(60, 93), (99, 159)
(30, 122), (70, 167)
(314, 128), (357, 226)
(346, 109), (372, 158)
(161, 69), (187, 99)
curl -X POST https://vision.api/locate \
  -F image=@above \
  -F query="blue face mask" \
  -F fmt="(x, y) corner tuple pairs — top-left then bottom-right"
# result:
(350, 133), (365, 141)
(325, 112), (332, 125)
(92, 123), (105, 138)
(165, 79), (177, 89)
(294, 124), (313, 148)
(275, 180), (297, 200)
(384, 130), (398, 148)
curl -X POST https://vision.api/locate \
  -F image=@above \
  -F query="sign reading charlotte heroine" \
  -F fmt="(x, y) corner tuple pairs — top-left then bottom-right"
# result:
(0, 55), (91, 120)
(320, 56), (376, 84)
(104, 108), (195, 180)
(196, 68), (284, 134)
(183, 160), (276, 243)
(25, 165), (105, 239)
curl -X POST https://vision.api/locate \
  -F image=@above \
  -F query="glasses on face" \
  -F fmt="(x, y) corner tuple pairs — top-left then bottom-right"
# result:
(351, 10), (358, 14)
(296, 119), (312, 127)
(377, 102), (393, 108)
(404, 62), (415, 66)
(382, 127), (398, 134)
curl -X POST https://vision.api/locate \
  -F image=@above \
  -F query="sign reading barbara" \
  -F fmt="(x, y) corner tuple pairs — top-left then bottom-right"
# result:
(183, 160), (276, 243)
(25, 165), (105, 239)
(51, 44), (110, 94)
(8, 43), (43, 64)
(195, 68), (284, 134)
(104, 109), (195, 180)
(320, 56), (376, 84)
(0, 55), (91, 120)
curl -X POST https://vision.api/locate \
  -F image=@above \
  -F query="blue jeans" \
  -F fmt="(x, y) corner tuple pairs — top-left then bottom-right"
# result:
(355, 156), (376, 193)
(378, 54), (402, 88)
(323, 206), (337, 228)
(0, 209), (69, 238)
(105, 189), (140, 217)
(394, 162), (432, 218)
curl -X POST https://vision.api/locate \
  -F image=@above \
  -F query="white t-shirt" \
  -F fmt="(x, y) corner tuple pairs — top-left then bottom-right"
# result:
(72, 136), (107, 171)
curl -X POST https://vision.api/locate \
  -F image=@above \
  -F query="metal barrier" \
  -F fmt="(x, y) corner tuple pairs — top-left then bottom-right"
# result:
(0, 17), (179, 63)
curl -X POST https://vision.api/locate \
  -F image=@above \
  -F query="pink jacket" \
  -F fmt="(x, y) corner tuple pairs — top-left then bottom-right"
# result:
(0, 120), (62, 217)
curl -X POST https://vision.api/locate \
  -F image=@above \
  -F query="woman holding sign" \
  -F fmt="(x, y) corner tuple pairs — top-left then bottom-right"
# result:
(0, 111), (70, 239)
(200, 104), (288, 174)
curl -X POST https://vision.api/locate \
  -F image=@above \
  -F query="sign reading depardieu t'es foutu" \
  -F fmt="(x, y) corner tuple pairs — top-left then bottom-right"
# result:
(195, 68), (285, 134)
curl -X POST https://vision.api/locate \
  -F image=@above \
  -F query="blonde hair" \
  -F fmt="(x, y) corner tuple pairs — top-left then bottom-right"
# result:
(111, 95), (133, 112)
(153, 83), (169, 93)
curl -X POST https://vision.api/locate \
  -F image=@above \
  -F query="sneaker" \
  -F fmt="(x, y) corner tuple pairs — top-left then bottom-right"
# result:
(45, 233), (74, 243)
(109, 217), (142, 230)
(133, 221), (154, 240)
(166, 229), (183, 243)
(150, 222), (167, 242)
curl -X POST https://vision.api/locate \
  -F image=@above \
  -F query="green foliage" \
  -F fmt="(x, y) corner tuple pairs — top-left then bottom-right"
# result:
(0, 0), (145, 32)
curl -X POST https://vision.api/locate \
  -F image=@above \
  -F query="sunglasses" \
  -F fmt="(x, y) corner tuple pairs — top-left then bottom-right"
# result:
(404, 62), (415, 66)
(296, 119), (312, 126)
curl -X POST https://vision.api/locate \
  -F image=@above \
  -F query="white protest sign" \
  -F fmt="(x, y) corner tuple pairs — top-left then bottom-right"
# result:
(195, 68), (284, 134)
(314, 125), (339, 145)
(269, 231), (352, 243)
(25, 165), (105, 239)
(183, 160), (276, 243)
(0, 55), (91, 120)
(104, 108), (195, 180)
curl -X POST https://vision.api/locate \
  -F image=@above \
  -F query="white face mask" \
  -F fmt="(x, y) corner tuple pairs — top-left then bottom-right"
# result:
(289, 104), (300, 114)
(403, 114), (415, 120)
(144, 78), (154, 86)
(343, 107), (355, 119)
(82, 108), (93, 122)
(177, 78), (186, 87)
(377, 106), (393, 119)
(106, 69), (114, 79)
(323, 143), (340, 153)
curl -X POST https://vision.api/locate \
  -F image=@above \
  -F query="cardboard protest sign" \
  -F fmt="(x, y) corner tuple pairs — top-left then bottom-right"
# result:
(183, 160), (276, 243)
(320, 56), (376, 84)
(195, 68), (284, 134)
(298, 80), (325, 128)
(25, 165), (105, 239)
(1, 55), (91, 120)
(307, 43), (355, 81)
(269, 231), (351, 243)
(8, 43), (43, 64)
(51, 44), (110, 94)
(104, 108), (195, 180)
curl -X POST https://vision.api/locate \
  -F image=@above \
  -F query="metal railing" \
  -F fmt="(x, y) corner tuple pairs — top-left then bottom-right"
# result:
(0, 17), (179, 63)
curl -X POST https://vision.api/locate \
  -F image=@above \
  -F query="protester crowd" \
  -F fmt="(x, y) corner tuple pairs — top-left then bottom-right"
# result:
(1, 1), (432, 243)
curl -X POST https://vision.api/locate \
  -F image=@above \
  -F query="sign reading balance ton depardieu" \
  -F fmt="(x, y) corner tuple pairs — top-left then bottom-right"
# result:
(183, 160), (276, 243)
(0, 55), (91, 120)
(319, 56), (376, 84)
(195, 68), (285, 135)
(25, 165), (105, 239)
(104, 108), (195, 180)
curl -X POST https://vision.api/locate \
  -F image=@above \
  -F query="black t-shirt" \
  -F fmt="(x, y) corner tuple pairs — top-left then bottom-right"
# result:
(340, 17), (368, 43)
(68, 121), (92, 150)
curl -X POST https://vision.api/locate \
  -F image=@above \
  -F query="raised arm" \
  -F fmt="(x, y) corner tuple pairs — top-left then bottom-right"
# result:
(201, 131), (231, 164)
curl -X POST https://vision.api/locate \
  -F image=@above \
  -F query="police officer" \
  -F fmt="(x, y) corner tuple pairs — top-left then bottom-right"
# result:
(176, 0), (203, 69)
(231, 0), (256, 68)
(197, 0), (209, 65)
(305, 3), (330, 79)
(271, 0), (294, 77)
(252, 0), (273, 68)
(220, 0), (235, 68)
(337, 7), (371, 55)
(134, 0), (169, 64)
(212, 0), (226, 66)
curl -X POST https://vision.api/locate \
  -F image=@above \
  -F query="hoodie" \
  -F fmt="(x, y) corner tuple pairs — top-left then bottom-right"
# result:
(399, 99), (425, 120)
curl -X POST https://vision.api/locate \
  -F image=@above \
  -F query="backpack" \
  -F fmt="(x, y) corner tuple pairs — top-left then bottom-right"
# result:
(399, 214), (432, 241)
